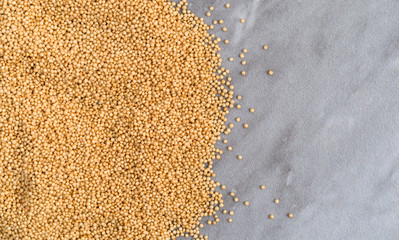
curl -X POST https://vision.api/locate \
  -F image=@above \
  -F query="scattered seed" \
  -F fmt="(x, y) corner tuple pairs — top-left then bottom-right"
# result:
(274, 199), (280, 204)
(260, 185), (266, 190)
(221, 185), (226, 190)
(241, 71), (246, 76)
(233, 197), (239, 202)
(237, 155), (243, 160)
(222, 210), (227, 214)
(225, 3), (230, 8)
(240, 18), (246, 23)
(224, 39), (229, 44)
(268, 70), (274, 76)
(239, 53), (245, 58)
(229, 211), (234, 216)
(223, 139), (228, 144)
(206, 12), (211, 17)
(236, 104), (242, 109)
(263, 44), (268, 50)
(269, 214), (275, 219)
(228, 57), (234, 62)
(249, 108), (255, 113)
(219, 19), (224, 24)
(235, 117), (240, 122)
(210, 6), (214, 11)
(237, 95), (242, 100)
(227, 146), (232, 151)
(229, 192), (235, 197)
(222, 27), (227, 32)
(244, 201), (250, 206)
(228, 218), (232, 223)
(243, 49), (248, 53)
(241, 60), (246, 65)
(288, 213), (294, 218)
(243, 123), (248, 129)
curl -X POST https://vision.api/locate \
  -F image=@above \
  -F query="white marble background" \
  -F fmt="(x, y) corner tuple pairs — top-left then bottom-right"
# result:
(183, 0), (399, 239)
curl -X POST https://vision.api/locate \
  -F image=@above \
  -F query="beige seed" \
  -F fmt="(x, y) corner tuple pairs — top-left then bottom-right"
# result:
(241, 71), (246, 76)
(228, 218), (232, 223)
(229, 123), (234, 128)
(222, 27), (227, 32)
(225, 3), (230, 8)
(288, 213), (294, 218)
(239, 53), (245, 58)
(221, 185), (226, 190)
(229, 192), (235, 197)
(244, 201), (250, 206)
(260, 185), (266, 190)
(237, 95), (242, 100)
(269, 214), (275, 219)
(229, 211), (234, 216)
(228, 57), (234, 62)
(240, 18), (246, 23)
(206, 12), (211, 17)
(243, 49), (248, 53)
(219, 19), (224, 24)
(222, 210), (227, 214)
(223, 139), (228, 144)
(249, 108), (255, 113)
(263, 44), (268, 50)
(241, 60), (246, 65)
(236, 104), (242, 109)
(268, 70), (274, 76)
(243, 123), (248, 128)
(237, 155), (243, 160)
(210, 6), (214, 11)
(227, 146), (232, 151)
(233, 197), (239, 202)
(274, 199), (280, 204)
(224, 39), (229, 44)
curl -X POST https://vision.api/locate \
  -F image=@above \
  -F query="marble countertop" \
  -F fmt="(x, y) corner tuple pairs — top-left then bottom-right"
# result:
(184, 0), (399, 239)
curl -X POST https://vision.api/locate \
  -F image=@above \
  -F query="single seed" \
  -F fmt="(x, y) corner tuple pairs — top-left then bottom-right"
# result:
(269, 214), (275, 219)
(229, 192), (235, 197)
(228, 218), (232, 223)
(229, 211), (234, 216)
(235, 117), (240, 122)
(199, 223), (204, 228)
(222, 210), (227, 214)
(228, 57), (234, 62)
(224, 39), (229, 44)
(249, 108), (255, 113)
(222, 27), (227, 32)
(274, 199), (279, 204)
(236, 104), (242, 109)
(206, 12), (211, 17)
(219, 203), (224, 208)
(243, 123), (249, 129)
(210, 6), (214, 11)
(288, 213), (294, 218)
(207, 220), (212, 225)
(239, 53), (245, 58)
(229, 85), (234, 90)
(209, 25), (214, 30)
(223, 139), (228, 144)
(213, 20), (218, 24)
(212, 221), (216, 225)
(237, 95), (242, 100)
(244, 201), (250, 206)
(260, 185), (266, 190)
(240, 18), (246, 23)
(241, 60), (246, 65)
(219, 19), (224, 24)
(216, 155), (221, 160)
(227, 146), (232, 151)
(243, 49), (248, 53)
(233, 197), (238, 202)
(214, 206), (220, 211)
(237, 155), (242, 160)
(215, 218), (220, 223)
(263, 44), (268, 50)
(241, 71), (246, 76)
(268, 70), (274, 76)
(221, 185), (226, 190)
(227, 77), (232, 81)
(225, 3), (230, 8)
(228, 123), (234, 128)
(216, 181), (221, 187)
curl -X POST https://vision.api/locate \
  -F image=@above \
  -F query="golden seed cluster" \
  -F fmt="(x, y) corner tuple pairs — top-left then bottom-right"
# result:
(0, 0), (233, 239)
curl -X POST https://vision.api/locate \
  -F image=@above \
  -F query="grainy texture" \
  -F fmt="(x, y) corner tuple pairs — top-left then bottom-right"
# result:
(0, 0), (231, 239)
(186, 0), (399, 239)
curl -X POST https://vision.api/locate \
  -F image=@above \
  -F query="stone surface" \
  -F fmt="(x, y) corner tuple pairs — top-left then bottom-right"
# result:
(182, 0), (399, 239)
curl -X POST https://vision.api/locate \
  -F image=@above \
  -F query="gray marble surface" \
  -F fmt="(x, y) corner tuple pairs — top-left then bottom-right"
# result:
(184, 0), (399, 239)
